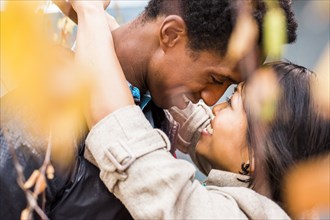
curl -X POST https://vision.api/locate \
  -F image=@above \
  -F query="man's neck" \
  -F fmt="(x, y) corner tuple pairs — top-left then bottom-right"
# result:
(112, 21), (152, 94)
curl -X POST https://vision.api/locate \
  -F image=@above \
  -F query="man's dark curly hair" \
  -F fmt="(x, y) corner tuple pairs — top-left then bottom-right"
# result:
(143, 0), (297, 57)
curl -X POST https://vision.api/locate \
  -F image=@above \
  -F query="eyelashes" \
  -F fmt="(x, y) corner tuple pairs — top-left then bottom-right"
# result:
(226, 97), (232, 106)
(226, 85), (237, 107)
(211, 75), (225, 85)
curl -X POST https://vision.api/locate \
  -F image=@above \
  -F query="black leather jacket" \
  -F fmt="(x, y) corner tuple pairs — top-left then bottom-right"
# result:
(0, 91), (167, 219)
(0, 91), (168, 219)
(0, 92), (135, 219)
(0, 133), (133, 220)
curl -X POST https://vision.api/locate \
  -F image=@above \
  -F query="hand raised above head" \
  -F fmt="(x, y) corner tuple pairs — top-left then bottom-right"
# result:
(52, 0), (110, 23)
(69, 0), (110, 13)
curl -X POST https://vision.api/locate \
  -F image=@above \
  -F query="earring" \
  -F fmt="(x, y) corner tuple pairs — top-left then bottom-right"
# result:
(239, 162), (250, 175)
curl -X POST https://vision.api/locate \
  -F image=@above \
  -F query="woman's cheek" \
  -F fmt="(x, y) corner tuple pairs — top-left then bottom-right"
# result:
(213, 116), (235, 136)
(212, 115), (225, 130)
(196, 139), (211, 160)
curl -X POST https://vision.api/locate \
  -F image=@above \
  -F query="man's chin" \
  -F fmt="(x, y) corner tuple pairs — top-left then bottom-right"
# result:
(175, 101), (189, 110)
(165, 100), (189, 110)
(152, 100), (171, 110)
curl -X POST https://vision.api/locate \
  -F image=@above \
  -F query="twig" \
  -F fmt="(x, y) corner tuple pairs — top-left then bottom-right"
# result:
(4, 128), (50, 220)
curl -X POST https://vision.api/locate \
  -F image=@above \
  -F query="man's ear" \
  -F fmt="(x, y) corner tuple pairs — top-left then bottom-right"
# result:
(159, 15), (187, 51)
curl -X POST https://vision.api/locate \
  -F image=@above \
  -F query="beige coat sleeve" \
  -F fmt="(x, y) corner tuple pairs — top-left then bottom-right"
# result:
(85, 105), (289, 219)
(165, 101), (213, 174)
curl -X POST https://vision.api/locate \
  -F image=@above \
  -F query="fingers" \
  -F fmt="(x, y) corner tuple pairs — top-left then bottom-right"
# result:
(105, 13), (120, 31)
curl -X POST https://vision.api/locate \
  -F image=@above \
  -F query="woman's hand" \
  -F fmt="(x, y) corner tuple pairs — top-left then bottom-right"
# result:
(53, 0), (119, 30)
(70, 0), (109, 14)
(52, 0), (111, 24)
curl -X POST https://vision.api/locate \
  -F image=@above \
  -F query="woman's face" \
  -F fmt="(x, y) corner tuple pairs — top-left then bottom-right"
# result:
(196, 83), (249, 173)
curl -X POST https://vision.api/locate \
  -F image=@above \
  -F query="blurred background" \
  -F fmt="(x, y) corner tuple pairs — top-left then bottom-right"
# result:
(1, 0), (329, 96)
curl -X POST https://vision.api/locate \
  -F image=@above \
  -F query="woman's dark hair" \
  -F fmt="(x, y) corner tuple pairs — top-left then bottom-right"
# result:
(142, 0), (297, 57)
(244, 62), (330, 206)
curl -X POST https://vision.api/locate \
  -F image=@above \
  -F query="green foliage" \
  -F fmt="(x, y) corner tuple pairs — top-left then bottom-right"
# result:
(263, 1), (288, 59)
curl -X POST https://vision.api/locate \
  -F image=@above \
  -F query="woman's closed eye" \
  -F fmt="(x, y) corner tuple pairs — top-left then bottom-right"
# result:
(226, 97), (232, 107)
(226, 86), (239, 108)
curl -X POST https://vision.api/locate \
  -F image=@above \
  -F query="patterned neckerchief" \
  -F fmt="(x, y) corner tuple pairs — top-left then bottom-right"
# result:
(128, 82), (177, 158)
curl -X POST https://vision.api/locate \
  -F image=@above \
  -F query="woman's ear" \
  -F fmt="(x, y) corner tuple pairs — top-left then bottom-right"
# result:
(159, 15), (187, 51)
(240, 153), (255, 175)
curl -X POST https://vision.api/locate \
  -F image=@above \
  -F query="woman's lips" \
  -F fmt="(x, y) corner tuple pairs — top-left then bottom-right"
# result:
(201, 124), (213, 136)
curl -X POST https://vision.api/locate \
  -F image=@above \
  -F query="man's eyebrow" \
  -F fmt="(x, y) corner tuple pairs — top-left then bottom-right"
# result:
(227, 76), (239, 84)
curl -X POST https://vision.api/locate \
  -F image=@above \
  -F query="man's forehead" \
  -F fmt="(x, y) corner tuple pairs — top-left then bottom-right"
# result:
(200, 46), (263, 83)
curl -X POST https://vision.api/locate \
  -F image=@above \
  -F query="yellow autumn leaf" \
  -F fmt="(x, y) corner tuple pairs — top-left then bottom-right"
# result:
(46, 164), (55, 179)
(226, 6), (258, 67)
(20, 208), (31, 220)
(23, 170), (40, 189)
(34, 174), (47, 195)
(263, 7), (287, 59)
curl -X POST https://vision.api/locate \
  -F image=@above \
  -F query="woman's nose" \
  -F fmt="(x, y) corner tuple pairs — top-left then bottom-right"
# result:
(212, 102), (228, 115)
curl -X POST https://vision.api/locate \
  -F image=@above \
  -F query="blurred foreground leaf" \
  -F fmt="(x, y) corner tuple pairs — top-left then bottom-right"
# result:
(263, 4), (287, 59)
(245, 68), (281, 123)
(1, 0), (87, 169)
(312, 45), (330, 119)
(283, 154), (330, 219)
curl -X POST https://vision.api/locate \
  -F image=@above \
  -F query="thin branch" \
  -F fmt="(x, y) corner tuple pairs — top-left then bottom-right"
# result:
(4, 129), (50, 220)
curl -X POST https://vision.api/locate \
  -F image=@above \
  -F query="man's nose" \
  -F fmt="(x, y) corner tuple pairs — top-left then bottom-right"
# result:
(185, 93), (201, 104)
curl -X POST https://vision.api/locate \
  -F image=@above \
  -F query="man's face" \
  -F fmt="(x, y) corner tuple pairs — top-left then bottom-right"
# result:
(147, 46), (242, 109)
